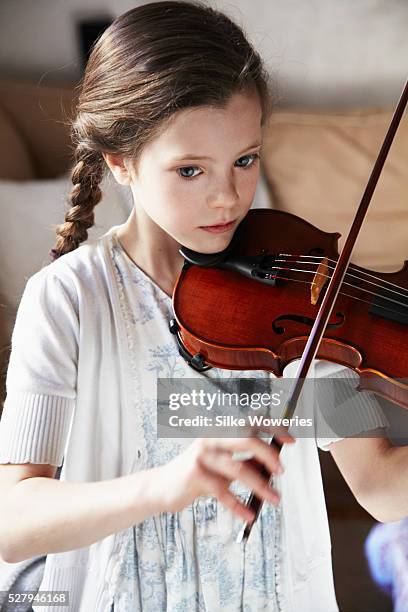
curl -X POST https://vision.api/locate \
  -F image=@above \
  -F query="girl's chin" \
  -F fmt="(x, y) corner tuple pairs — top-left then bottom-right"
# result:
(187, 234), (234, 254)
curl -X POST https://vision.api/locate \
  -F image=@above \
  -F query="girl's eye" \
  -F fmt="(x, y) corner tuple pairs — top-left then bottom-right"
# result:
(177, 166), (201, 179)
(234, 153), (260, 169)
(176, 153), (260, 181)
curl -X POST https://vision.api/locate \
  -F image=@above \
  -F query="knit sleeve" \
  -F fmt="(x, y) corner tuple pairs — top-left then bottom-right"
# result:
(0, 268), (78, 466)
(313, 363), (390, 451)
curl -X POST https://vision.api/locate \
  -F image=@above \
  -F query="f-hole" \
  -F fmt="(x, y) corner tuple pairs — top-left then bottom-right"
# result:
(272, 311), (345, 335)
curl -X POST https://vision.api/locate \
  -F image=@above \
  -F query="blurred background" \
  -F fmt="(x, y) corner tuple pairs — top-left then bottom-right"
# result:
(0, 0), (407, 107)
(0, 1), (407, 610)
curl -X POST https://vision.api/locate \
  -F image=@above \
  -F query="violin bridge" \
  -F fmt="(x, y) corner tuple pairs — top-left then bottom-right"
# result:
(311, 257), (329, 305)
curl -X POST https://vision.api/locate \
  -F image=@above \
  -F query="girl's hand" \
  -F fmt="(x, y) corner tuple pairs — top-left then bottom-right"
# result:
(155, 433), (295, 522)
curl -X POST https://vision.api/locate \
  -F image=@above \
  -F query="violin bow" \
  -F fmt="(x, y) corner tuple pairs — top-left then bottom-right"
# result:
(238, 79), (408, 544)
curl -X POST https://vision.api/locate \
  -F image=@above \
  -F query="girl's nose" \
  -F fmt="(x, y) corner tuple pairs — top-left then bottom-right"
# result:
(207, 179), (239, 209)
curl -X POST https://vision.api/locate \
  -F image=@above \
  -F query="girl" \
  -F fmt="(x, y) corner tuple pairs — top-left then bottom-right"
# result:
(0, 2), (405, 611)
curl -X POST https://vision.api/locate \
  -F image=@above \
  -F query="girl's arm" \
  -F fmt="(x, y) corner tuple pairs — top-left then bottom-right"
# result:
(0, 433), (291, 563)
(329, 432), (408, 522)
(0, 465), (161, 563)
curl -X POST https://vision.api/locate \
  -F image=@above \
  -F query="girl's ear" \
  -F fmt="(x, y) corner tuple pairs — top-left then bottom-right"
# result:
(102, 152), (132, 185)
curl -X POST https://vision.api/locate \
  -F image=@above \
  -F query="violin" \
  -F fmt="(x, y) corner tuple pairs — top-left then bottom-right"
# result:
(170, 208), (408, 407)
(169, 79), (408, 542)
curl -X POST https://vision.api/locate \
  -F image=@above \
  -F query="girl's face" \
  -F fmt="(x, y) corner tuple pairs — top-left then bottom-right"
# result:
(128, 89), (263, 253)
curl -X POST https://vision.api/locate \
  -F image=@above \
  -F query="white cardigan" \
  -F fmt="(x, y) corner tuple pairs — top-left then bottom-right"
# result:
(0, 225), (389, 611)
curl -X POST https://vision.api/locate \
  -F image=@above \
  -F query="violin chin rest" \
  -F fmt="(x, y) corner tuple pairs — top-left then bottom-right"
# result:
(179, 218), (245, 267)
(179, 244), (231, 267)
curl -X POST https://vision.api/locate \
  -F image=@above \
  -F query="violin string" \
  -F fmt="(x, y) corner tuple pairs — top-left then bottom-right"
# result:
(291, 254), (408, 296)
(288, 257), (408, 301)
(273, 258), (408, 304)
(275, 255), (408, 298)
(278, 253), (408, 299)
(267, 273), (406, 319)
(268, 264), (408, 311)
(307, 255), (408, 300)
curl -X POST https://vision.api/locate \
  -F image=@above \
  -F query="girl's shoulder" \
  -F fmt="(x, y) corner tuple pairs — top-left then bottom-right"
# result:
(26, 229), (115, 306)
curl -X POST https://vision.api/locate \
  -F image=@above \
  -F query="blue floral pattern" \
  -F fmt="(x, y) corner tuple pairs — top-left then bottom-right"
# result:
(108, 232), (283, 611)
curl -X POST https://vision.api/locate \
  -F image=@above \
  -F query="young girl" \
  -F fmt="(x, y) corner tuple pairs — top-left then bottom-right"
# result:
(0, 2), (405, 611)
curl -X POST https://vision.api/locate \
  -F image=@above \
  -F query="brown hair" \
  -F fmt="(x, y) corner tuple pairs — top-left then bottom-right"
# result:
(50, 0), (273, 261)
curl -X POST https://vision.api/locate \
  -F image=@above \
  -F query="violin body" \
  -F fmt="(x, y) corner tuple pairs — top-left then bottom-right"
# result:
(172, 209), (408, 409)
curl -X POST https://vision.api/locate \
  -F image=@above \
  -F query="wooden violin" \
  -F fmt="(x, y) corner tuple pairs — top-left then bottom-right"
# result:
(170, 208), (408, 408)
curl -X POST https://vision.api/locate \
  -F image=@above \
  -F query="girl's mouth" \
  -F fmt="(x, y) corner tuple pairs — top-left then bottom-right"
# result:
(199, 220), (236, 233)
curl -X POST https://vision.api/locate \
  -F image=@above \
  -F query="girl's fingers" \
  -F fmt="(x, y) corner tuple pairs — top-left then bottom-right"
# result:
(202, 436), (284, 476)
(246, 424), (296, 444)
(196, 462), (255, 521)
(199, 449), (280, 505)
(217, 489), (256, 523)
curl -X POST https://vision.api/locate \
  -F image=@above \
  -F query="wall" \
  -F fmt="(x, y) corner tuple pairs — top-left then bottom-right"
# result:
(0, 0), (407, 108)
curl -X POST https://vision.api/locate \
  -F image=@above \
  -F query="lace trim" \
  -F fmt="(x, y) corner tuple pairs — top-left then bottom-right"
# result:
(274, 504), (284, 611)
(104, 235), (149, 605)
(104, 528), (129, 610)
(108, 233), (148, 468)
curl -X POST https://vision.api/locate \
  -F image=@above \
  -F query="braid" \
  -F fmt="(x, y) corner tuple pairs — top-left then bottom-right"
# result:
(49, 148), (104, 261)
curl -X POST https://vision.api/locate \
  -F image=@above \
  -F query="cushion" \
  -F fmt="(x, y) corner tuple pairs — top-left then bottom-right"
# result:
(0, 105), (35, 180)
(261, 110), (408, 272)
(0, 173), (132, 332)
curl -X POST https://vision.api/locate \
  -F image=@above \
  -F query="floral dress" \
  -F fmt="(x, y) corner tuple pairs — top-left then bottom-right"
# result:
(108, 230), (283, 611)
